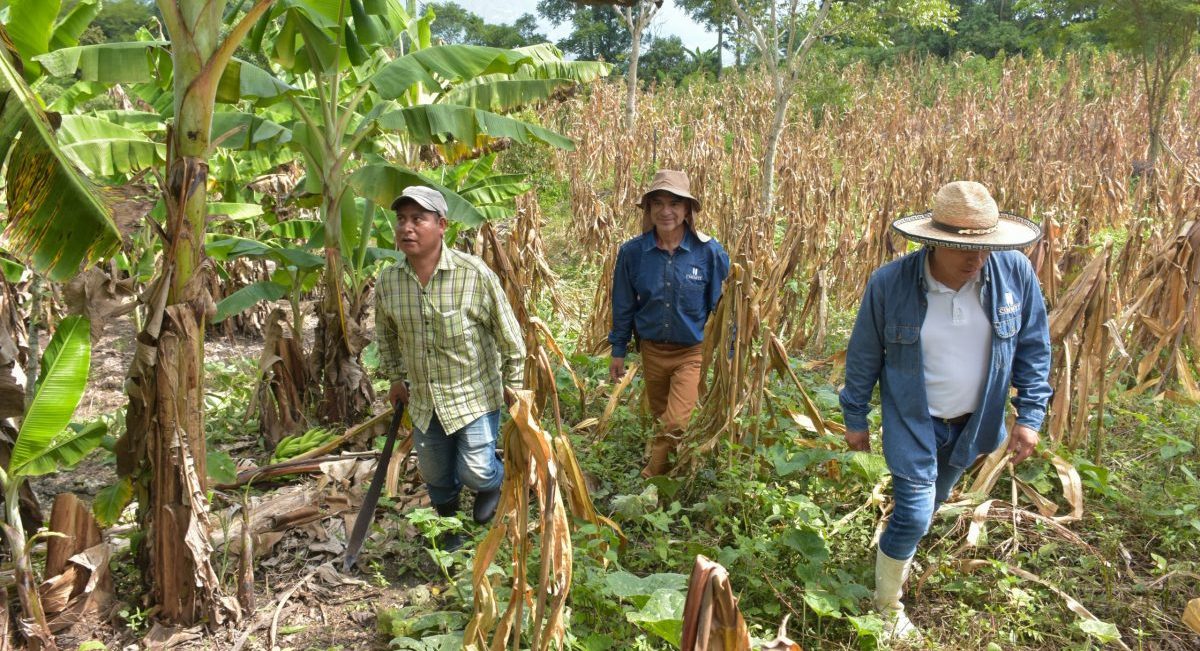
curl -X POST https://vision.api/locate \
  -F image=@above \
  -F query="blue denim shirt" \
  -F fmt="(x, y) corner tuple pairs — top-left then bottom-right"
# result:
(839, 248), (1052, 484)
(609, 229), (730, 357)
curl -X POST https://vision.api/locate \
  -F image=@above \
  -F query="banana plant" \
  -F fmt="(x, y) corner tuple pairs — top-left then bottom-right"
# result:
(0, 27), (123, 282)
(207, 231), (325, 338)
(251, 0), (607, 424)
(0, 315), (105, 650)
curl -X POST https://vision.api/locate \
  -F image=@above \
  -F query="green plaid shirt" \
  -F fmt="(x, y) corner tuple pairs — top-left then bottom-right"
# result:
(376, 243), (525, 434)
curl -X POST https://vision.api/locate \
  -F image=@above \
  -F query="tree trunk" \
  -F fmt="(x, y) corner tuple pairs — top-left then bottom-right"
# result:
(716, 20), (723, 80)
(625, 19), (642, 128)
(311, 192), (373, 425)
(760, 81), (791, 220)
(115, 0), (260, 626)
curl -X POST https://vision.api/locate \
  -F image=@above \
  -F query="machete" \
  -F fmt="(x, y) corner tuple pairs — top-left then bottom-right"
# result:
(343, 404), (407, 572)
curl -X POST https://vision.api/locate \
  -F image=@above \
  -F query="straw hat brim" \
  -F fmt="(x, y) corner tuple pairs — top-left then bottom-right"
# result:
(892, 211), (1041, 251)
(639, 190), (702, 214)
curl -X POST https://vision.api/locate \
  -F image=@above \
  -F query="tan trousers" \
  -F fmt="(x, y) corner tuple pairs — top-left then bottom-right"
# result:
(640, 340), (703, 476)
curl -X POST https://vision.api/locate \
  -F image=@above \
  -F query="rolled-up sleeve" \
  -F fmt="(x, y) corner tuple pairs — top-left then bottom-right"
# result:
(608, 247), (637, 358)
(375, 270), (407, 384)
(486, 270), (526, 390)
(840, 276), (885, 432)
(1010, 262), (1052, 430)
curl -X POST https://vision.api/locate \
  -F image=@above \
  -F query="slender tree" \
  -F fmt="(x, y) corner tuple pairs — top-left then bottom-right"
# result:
(728, 0), (955, 219)
(614, 0), (661, 127)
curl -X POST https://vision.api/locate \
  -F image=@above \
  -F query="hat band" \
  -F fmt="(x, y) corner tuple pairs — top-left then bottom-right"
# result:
(931, 220), (998, 236)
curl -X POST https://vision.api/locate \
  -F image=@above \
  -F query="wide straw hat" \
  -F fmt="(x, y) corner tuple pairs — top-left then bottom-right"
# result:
(639, 169), (701, 233)
(891, 181), (1041, 251)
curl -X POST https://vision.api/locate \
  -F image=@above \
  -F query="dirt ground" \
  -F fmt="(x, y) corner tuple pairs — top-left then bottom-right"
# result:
(30, 306), (431, 651)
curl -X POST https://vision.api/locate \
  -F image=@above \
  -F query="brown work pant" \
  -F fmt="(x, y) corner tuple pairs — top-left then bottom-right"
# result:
(640, 340), (703, 475)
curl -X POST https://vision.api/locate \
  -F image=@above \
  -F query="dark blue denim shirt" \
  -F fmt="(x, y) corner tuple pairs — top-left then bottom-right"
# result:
(839, 248), (1052, 484)
(609, 229), (730, 357)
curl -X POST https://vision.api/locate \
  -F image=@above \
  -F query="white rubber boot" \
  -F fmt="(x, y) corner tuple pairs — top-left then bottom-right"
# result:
(874, 548), (923, 642)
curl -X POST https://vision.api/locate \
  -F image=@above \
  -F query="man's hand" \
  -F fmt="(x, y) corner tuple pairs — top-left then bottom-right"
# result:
(504, 386), (517, 408)
(388, 381), (409, 407)
(609, 357), (626, 383)
(844, 429), (870, 452)
(1007, 424), (1040, 464)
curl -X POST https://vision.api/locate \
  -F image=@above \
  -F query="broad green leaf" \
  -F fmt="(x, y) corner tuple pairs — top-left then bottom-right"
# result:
(206, 450), (238, 484)
(11, 420), (105, 476)
(46, 80), (107, 111)
(0, 256), (25, 283)
(93, 477), (134, 526)
(213, 280), (289, 323)
(458, 174), (530, 206)
(603, 571), (688, 600)
(369, 45), (532, 99)
(6, 0), (58, 76)
(58, 114), (162, 177)
(0, 40), (122, 281)
(35, 41), (168, 84)
(780, 528), (830, 564)
(376, 104), (573, 151)
(349, 0), (384, 44)
(216, 58), (296, 104)
(1078, 618), (1121, 644)
(625, 589), (684, 646)
(803, 586), (842, 618)
(208, 202), (266, 221)
(91, 110), (167, 133)
(270, 219), (324, 240)
(212, 111), (292, 149)
(348, 163), (486, 226)
(9, 316), (91, 476)
(441, 78), (575, 113)
(49, 0), (101, 51)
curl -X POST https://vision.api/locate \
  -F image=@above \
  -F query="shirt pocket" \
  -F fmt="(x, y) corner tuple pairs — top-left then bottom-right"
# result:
(992, 316), (1018, 369)
(679, 279), (706, 316)
(433, 309), (469, 351)
(884, 324), (920, 375)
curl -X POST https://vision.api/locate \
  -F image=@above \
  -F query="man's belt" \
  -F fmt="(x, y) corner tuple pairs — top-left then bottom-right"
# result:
(936, 412), (973, 426)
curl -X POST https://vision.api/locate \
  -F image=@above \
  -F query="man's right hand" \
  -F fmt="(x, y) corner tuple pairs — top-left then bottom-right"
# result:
(609, 357), (626, 383)
(388, 381), (409, 407)
(844, 429), (870, 452)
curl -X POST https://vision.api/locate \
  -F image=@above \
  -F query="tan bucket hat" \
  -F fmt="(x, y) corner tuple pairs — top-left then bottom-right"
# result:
(639, 169), (701, 233)
(891, 181), (1041, 251)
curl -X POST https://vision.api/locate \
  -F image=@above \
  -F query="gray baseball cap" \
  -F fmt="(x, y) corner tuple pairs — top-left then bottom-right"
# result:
(390, 186), (448, 217)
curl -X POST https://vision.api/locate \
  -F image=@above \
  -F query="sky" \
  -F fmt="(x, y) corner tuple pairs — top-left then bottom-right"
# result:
(443, 0), (720, 53)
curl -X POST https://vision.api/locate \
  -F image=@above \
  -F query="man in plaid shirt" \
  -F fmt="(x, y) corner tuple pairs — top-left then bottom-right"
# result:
(376, 186), (525, 548)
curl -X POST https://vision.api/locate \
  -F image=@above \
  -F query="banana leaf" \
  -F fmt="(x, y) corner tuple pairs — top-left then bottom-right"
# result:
(441, 78), (576, 113)
(58, 114), (163, 177)
(213, 280), (289, 323)
(369, 45), (532, 99)
(375, 103), (573, 150)
(0, 32), (122, 281)
(349, 163), (485, 226)
(8, 315), (93, 477)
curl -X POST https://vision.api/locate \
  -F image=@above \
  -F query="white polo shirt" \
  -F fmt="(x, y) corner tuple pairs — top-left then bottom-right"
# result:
(921, 257), (991, 418)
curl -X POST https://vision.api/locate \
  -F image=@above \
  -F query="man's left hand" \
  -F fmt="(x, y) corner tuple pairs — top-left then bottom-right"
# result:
(1007, 424), (1040, 465)
(504, 387), (517, 408)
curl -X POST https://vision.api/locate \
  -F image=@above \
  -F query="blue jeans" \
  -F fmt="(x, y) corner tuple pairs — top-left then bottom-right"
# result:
(414, 410), (504, 507)
(879, 419), (968, 561)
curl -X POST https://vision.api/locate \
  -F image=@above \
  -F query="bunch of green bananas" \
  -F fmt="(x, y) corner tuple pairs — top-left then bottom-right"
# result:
(270, 427), (337, 463)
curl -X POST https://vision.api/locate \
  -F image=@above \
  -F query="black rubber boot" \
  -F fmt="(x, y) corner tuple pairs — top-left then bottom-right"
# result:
(473, 489), (501, 525)
(432, 496), (465, 552)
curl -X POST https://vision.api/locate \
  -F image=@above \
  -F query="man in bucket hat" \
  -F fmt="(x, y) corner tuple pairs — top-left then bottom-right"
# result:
(376, 186), (525, 550)
(839, 181), (1052, 640)
(609, 170), (730, 477)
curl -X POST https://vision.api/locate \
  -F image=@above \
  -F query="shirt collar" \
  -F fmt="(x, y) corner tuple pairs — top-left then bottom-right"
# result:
(640, 228), (695, 252)
(922, 249), (981, 296)
(399, 241), (456, 277)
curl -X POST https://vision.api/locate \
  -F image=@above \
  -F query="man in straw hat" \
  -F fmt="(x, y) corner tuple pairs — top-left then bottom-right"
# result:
(609, 170), (730, 477)
(376, 186), (525, 550)
(839, 181), (1052, 640)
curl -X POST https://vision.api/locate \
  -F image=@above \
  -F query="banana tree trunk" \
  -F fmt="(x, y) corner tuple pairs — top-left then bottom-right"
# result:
(116, 0), (274, 626)
(311, 188), (373, 425)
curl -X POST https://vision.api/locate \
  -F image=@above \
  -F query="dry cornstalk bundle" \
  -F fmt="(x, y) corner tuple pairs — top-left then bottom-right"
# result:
(582, 242), (620, 354)
(679, 555), (752, 651)
(465, 391), (571, 650)
(1118, 219), (1200, 399)
(1043, 245), (1122, 449)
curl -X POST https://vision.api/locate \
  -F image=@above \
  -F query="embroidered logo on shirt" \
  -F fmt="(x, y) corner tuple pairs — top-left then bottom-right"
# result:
(686, 267), (703, 281)
(998, 291), (1021, 315)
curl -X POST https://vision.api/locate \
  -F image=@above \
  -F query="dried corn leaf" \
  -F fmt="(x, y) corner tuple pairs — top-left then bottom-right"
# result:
(1048, 453), (1084, 522)
(1184, 598), (1200, 634)
(966, 499), (998, 547)
(680, 555), (752, 651)
(595, 362), (639, 440)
